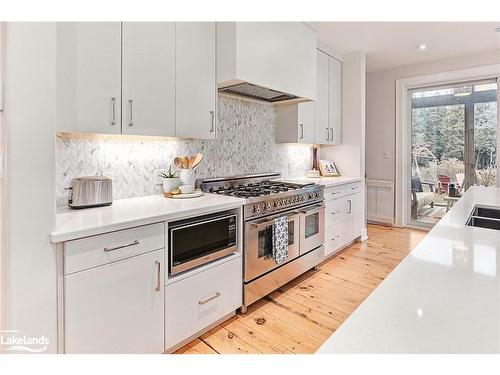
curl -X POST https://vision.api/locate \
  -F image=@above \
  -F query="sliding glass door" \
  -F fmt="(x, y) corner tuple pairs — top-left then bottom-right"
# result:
(409, 79), (498, 227)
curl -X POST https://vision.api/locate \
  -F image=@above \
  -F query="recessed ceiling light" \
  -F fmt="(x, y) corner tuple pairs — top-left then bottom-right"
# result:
(417, 44), (427, 51)
(495, 26), (500, 33)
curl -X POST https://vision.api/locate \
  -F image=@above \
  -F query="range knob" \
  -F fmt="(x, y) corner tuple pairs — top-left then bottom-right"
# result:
(264, 202), (272, 210)
(253, 205), (261, 213)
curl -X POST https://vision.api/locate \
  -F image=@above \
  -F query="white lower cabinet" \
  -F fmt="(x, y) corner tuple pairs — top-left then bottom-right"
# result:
(325, 220), (346, 257)
(65, 249), (164, 354)
(165, 257), (242, 351)
(346, 192), (363, 242)
(324, 183), (363, 257)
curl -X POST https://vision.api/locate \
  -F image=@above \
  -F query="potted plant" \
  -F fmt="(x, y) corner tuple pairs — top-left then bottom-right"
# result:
(159, 166), (181, 193)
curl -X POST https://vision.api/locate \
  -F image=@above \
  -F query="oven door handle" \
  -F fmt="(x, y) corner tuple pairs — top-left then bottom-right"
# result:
(250, 212), (299, 229)
(298, 204), (325, 215)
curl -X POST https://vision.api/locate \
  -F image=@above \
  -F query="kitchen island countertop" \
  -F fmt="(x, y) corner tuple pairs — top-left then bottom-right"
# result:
(318, 186), (500, 353)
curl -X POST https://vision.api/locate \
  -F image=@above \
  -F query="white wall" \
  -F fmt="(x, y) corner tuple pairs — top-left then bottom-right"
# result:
(366, 49), (500, 221)
(2, 23), (57, 353)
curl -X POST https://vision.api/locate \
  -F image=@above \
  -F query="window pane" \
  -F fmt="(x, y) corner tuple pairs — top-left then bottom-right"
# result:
(474, 101), (497, 187)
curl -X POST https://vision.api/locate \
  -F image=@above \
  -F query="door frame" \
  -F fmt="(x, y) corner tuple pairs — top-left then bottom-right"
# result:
(395, 64), (500, 227)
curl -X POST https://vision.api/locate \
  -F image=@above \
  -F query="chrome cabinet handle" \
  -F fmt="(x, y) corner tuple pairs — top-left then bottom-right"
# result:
(210, 111), (215, 133)
(128, 99), (134, 127)
(155, 261), (161, 292)
(347, 200), (352, 214)
(103, 239), (139, 252)
(111, 97), (117, 126)
(331, 191), (341, 195)
(326, 128), (330, 141)
(331, 209), (340, 214)
(199, 292), (221, 305)
(330, 128), (334, 142)
(300, 124), (304, 139)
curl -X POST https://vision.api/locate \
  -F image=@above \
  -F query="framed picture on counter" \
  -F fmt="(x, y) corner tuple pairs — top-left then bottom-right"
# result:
(319, 160), (340, 177)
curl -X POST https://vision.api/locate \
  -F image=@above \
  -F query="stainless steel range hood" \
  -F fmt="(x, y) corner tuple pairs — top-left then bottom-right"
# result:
(218, 82), (299, 103)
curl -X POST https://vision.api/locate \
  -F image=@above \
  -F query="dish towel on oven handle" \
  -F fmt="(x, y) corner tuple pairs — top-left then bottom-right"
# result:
(272, 216), (289, 265)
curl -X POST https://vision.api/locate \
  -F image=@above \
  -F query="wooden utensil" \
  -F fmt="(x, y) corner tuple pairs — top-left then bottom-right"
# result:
(174, 157), (183, 169)
(181, 156), (190, 169)
(188, 155), (196, 169)
(191, 153), (203, 169)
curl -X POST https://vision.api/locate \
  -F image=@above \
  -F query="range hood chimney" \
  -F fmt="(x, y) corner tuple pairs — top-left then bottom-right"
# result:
(217, 22), (317, 104)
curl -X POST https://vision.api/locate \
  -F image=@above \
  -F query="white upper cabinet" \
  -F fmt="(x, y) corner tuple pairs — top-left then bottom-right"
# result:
(314, 50), (330, 144)
(56, 22), (122, 134)
(314, 49), (342, 145)
(175, 22), (217, 139)
(218, 22), (317, 101)
(276, 101), (315, 144)
(328, 56), (342, 145)
(121, 23), (175, 136)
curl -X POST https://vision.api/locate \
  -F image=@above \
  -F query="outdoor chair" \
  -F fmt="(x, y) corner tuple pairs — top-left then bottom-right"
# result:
(438, 175), (451, 195)
(411, 176), (436, 219)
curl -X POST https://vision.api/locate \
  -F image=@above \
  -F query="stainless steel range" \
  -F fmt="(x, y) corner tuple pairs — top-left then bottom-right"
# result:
(201, 173), (326, 313)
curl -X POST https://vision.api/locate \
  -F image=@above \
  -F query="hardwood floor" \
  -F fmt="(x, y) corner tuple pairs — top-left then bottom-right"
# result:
(175, 224), (426, 354)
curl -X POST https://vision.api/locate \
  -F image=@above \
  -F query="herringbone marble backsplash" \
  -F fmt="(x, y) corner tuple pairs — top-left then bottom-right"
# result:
(56, 96), (312, 207)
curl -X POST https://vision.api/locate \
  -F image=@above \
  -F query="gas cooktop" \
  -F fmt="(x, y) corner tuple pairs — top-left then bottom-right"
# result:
(200, 173), (324, 220)
(208, 180), (311, 198)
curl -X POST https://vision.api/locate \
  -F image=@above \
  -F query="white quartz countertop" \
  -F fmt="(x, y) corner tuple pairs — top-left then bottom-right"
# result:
(318, 186), (500, 354)
(279, 176), (363, 187)
(50, 193), (246, 243)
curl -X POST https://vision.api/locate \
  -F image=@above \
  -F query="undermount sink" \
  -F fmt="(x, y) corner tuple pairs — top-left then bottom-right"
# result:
(466, 205), (500, 230)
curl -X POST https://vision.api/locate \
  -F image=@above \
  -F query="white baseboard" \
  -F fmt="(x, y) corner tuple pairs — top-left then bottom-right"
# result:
(367, 215), (394, 225)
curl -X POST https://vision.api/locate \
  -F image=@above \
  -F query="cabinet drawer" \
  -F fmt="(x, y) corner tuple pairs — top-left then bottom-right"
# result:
(325, 198), (346, 227)
(165, 257), (242, 350)
(324, 222), (346, 257)
(324, 185), (346, 201)
(345, 181), (362, 195)
(65, 223), (164, 275)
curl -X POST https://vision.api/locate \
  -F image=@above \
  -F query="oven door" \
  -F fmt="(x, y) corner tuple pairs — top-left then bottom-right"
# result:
(245, 210), (300, 282)
(169, 213), (237, 275)
(299, 204), (325, 255)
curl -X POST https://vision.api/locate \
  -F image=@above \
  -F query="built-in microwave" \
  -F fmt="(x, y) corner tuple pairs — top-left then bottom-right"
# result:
(168, 211), (238, 275)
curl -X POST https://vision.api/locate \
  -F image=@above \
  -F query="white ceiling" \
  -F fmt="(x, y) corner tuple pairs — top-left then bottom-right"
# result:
(317, 22), (500, 72)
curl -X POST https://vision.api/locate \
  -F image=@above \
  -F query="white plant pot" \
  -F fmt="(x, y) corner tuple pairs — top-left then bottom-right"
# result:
(162, 178), (181, 193)
(179, 169), (196, 186)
